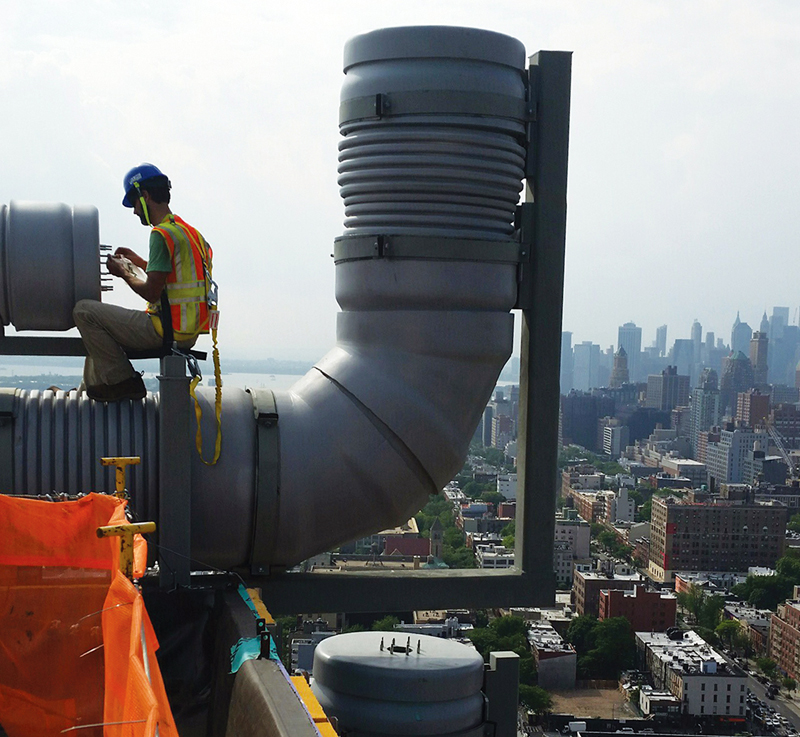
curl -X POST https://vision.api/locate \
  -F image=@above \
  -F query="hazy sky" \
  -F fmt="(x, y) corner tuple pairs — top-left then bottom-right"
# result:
(1, 1), (798, 361)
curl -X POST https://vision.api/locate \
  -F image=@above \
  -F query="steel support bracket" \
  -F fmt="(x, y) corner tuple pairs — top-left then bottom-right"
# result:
(248, 389), (280, 576)
(0, 388), (16, 493)
(157, 355), (193, 588)
(333, 234), (523, 265)
(513, 202), (536, 310)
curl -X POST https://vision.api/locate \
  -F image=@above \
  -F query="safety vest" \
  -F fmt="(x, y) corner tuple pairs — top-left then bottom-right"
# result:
(147, 214), (213, 340)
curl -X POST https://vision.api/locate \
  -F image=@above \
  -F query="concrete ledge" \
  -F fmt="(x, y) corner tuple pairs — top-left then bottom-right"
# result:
(226, 659), (320, 737)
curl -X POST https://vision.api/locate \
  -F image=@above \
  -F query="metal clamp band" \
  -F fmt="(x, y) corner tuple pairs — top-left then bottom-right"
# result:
(332, 234), (526, 265)
(339, 90), (527, 125)
(248, 389), (280, 575)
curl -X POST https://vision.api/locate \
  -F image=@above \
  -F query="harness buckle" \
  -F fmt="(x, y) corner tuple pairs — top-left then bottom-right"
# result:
(173, 346), (202, 381)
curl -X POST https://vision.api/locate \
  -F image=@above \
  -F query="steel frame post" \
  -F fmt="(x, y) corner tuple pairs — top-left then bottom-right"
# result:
(515, 50), (572, 604)
(158, 354), (193, 587)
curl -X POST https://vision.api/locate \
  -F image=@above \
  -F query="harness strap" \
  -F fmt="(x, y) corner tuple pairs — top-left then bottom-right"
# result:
(159, 290), (174, 349)
(189, 312), (222, 466)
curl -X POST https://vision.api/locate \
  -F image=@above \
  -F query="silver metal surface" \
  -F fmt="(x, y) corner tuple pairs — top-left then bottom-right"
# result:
(270, 369), (435, 564)
(0, 201), (101, 329)
(189, 386), (256, 568)
(339, 26), (526, 241)
(310, 631), (485, 735)
(335, 260), (518, 311)
(8, 388), (158, 500)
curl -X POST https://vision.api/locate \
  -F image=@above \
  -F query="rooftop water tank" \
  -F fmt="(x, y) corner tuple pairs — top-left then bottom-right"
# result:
(310, 631), (486, 736)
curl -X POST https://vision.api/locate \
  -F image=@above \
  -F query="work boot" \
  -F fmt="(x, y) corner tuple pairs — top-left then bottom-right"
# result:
(87, 375), (147, 402)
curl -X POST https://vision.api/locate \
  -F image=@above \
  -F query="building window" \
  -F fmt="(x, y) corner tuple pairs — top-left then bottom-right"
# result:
(727, 684), (731, 691)
(701, 684), (705, 691)
(713, 683), (718, 691)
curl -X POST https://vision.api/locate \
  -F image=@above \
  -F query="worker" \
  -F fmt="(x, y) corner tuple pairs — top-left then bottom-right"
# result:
(73, 163), (214, 402)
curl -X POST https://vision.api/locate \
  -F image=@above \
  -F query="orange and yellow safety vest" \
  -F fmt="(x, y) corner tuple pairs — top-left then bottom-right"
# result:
(147, 215), (213, 340)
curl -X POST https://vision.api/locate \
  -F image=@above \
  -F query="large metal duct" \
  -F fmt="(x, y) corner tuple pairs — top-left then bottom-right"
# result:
(0, 26), (528, 572)
(0, 202), (100, 330)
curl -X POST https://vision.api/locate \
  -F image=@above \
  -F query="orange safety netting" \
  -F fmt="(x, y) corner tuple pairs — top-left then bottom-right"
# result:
(0, 493), (176, 737)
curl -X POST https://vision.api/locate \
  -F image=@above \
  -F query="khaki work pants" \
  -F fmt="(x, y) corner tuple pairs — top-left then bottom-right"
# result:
(73, 299), (196, 387)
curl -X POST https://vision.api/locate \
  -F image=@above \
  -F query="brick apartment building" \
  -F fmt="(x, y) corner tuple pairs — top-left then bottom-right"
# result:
(648, 496), (787, 583)
(572, 569), (641, 617)
(637, 631), (748, 719)
(736, 390), (770, 428)
(599, 585), (677, 631)
(770, 600), (800, 680)
(567, 490), (604, 523)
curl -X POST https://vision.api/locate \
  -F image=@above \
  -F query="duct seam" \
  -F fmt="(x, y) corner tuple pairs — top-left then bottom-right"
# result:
(313, 366), (439, 497)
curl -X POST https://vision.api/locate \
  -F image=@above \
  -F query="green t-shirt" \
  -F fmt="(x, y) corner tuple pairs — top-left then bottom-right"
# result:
(146, 230), (172, 273)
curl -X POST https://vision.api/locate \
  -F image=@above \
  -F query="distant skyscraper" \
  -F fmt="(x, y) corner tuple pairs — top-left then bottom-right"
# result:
(691, 319), (702, 368)
(731, 313), (753, 356)
(761, 311), (770, 334)
(720, 351), (755, 416)
(573, 341), (600, 392)
(770, 307), (790, 344)
(690, 368), (720, 457)
(560, 331), (573, 394)
(646, 366), (690, 412)
(618, 322), (642, 382)
(750, 331), (769, 387)
(655, 325), (667, 358)
(671, 339), (694, 383)
(609, 346), (630, 388)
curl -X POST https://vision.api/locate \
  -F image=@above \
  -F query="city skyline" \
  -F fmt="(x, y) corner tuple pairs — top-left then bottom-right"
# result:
(564, 307), (799, 357)
(565, 308), (800, 358)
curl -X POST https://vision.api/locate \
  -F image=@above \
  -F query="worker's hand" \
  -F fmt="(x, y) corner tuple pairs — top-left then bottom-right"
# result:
(114, 247), (147, 270)
(107, 254), (134, 279)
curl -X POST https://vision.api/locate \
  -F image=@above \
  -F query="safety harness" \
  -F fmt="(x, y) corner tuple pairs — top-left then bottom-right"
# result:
(132, 183), (223, 465)
(158, 283), (223, 467)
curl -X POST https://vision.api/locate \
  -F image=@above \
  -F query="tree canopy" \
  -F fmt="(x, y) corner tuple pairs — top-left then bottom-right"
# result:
(676, 584), (725, 630)
(565, 615), (636, 680)
(414, 494), (476, 568)
(596, 530), (633, 561)
(519, 685), (553, 714)
(467, 615), (538, 703)
(731, 552), (800, 610)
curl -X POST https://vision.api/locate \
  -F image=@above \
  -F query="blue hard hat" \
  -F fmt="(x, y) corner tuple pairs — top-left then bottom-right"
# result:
(122, 163), (168, 207)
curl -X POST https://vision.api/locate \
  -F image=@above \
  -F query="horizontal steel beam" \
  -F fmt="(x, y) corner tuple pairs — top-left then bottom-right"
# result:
(0, 336), (86, 356)
(250, 567), (552, 615)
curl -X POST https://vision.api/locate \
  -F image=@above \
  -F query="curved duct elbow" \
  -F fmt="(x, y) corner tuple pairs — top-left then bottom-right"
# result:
(267, 26), (526, 564)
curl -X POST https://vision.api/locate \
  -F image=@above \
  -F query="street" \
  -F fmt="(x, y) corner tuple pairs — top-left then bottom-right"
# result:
(747, 672), (800, 735)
